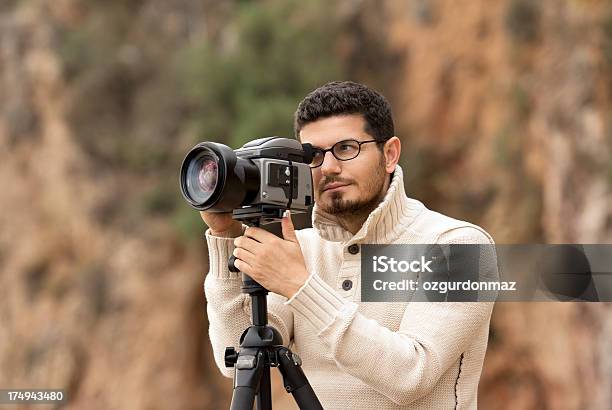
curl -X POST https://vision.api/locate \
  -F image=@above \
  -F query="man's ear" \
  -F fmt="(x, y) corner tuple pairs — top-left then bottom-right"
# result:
(383, 137), (401, 173)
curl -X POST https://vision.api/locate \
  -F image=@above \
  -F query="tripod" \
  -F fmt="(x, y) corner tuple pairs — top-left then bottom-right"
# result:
(224, 205), (323, 410)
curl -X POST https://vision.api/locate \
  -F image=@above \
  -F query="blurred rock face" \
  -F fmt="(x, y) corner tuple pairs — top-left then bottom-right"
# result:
(1, 1), (611, 409)
(385, 2), (612, 409)
(0, 2), (231, 409)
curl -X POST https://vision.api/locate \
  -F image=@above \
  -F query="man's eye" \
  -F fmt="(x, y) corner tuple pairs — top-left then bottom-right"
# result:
(339, 144), (353, 151)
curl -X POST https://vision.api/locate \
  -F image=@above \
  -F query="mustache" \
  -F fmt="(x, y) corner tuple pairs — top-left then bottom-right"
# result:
(319, 177), (353, 191)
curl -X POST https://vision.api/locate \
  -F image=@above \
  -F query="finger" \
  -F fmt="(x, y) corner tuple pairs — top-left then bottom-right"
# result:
(244, 226), (276, 243)
(233, 247), (255, 266)
(233, 258), (253, 275)
(234, 236), (262, 254)
(281, 210), (297, 242)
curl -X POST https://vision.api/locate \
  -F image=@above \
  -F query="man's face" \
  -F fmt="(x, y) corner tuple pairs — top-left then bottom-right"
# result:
(299, 114), (389, 216)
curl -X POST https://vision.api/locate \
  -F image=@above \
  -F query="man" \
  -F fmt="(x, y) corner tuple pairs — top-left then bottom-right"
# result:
(202, 81), (495, 409)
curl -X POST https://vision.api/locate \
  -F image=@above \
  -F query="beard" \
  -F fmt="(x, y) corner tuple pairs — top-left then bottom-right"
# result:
(318, 155), (388, 221)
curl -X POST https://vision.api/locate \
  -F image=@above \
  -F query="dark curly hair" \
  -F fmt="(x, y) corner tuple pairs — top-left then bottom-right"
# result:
(294, 81), (394, 147)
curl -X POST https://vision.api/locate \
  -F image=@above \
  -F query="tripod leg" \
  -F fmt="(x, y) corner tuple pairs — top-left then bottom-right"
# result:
(289, 382), (321, 410)
(276, 347), (323, 410)
(230, 348), (267, 410)
(230, 387), (256, 410)
(256, 366), (272, 410)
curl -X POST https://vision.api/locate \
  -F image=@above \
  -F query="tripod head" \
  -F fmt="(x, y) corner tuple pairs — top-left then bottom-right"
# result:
(227, 204), (308, 296)
(231, 204), (293, 226)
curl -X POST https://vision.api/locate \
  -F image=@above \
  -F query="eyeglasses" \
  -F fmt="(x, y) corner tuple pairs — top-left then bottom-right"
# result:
(309, 139), (382, 168)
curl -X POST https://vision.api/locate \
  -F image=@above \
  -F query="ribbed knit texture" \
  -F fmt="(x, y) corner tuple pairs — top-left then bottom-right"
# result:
(204, 165), (495, 409)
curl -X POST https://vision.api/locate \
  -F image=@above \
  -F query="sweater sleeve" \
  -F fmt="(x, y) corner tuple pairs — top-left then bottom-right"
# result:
(203, 228), (295, 379)
(285, 226), (495, 406)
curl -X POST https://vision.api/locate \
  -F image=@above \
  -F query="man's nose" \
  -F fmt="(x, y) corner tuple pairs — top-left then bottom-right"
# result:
(320, 151), (341, 175)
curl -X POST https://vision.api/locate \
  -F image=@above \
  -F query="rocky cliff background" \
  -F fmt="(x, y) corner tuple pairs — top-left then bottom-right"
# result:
(1, 0), (611, 409)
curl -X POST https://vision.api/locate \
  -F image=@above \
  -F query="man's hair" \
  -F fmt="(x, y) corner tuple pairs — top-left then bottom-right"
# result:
(294, 81), (394, 146)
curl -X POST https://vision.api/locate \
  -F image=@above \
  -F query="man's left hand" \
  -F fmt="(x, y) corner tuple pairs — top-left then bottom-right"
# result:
(232, 211), (309, 299)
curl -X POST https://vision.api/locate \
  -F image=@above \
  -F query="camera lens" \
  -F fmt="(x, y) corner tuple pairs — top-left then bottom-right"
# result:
(186, 153), (219, 203)
(180, 141), (260, 212)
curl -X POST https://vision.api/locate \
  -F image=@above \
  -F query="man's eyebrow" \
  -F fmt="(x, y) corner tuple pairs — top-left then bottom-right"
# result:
(307, 143), (327, 151)
(310, 139), (357, 150)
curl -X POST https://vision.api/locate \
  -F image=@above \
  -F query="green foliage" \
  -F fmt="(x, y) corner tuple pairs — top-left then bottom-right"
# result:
(603, 9), (612, 65)
(171, 206), (205, 245)
(511, 83), (532, 120)
(79, 262), (109, 320)
(141, 183), (178, 216)
(55, 0), (373, 245)
(177, 0), (342, 148)
(57, 26), (95, 81)
(607, 115), (612, 186)
(58, 0), (142, 81)
(168, 0), (347, 243)
(495, 81), (533, 168)
(505, 0), (540, 44)
(0, 0), (18, 13)
(493, 123), (521, 169)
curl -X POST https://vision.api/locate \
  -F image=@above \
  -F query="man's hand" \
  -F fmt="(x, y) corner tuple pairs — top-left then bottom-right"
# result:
(200, 211), (243, 237)
(232, 211), (309, 299)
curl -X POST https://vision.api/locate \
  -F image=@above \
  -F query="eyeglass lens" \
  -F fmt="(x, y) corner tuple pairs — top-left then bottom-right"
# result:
(311, 140), (361, 167)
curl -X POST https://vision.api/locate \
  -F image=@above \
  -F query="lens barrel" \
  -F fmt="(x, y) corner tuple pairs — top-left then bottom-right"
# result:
(180, 142), (259, 212)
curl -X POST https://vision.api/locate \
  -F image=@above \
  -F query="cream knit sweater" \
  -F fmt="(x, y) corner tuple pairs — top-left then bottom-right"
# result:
(204, 165), (495, 409)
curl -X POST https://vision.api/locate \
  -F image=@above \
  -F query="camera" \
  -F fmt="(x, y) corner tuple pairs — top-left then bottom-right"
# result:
(179, 137), (314, 217)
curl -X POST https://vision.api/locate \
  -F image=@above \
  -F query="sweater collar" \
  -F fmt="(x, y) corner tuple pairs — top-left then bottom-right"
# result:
(312, 165), (425, 245)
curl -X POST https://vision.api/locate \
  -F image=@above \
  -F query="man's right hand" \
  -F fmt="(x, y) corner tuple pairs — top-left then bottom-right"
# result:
(200, 211), (243, 238)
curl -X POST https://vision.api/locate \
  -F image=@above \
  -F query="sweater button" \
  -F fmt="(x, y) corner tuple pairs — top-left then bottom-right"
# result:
(348, 244), (359, 255)
(342, 279), (353, 291)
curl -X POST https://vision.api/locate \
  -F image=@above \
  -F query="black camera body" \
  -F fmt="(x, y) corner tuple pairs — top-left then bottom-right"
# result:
(180, 137), (314, 214)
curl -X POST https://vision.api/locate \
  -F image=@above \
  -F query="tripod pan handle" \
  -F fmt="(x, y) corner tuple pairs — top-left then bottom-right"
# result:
(228, 255), (240, 272)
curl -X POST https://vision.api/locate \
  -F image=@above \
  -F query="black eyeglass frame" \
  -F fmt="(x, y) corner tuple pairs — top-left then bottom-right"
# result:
(309, 139), (384, 168)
